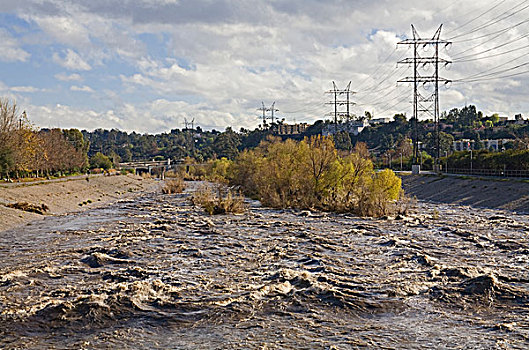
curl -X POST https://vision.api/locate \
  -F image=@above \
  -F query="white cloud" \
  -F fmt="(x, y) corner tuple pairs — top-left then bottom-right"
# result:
(10, 86), (44, 93)
(0, 29), (30, 62)
(3, 0), (529, 132)
(53, 49), (92, 71)
(32, 15), (91, 48)
(70, 85), (94, 92)
(24, 98), (245, 133)
(55, 73), (83, 82)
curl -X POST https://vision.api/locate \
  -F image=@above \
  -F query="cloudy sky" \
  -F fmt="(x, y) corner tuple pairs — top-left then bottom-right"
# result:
(1, 0), (528, 133)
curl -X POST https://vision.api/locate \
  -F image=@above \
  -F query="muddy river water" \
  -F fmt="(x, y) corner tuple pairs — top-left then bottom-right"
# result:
(1, 183), (529, 349)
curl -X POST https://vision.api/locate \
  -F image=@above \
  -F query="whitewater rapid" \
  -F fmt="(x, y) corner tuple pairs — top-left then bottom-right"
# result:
(1, 183), (529, 349)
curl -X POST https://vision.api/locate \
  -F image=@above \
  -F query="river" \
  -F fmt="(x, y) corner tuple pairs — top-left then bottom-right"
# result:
(1, 183), (529, 349)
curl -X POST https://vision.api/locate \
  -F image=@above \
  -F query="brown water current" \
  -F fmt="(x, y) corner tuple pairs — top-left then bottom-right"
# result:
(1, 183), (529, 349)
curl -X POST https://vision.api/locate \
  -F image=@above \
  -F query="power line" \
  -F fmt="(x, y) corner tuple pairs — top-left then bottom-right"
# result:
(444, 0), (510, 36)
(356, 52), (408, 94)
(453, 41), (529, 63)
(448, 0), (529, 40)
(357, 84), (407, 107)
(356, 65), (407, 96)
(452, 32), (529, 61)
(357, 88), (409, 112)
(355, 48), (400, 91)
(454, 62), (529, 82)
(376, 92), (410, 116)
(282, 103), (327, 114)
(454, 51), (529, 81)
(452, 17), (529, 44)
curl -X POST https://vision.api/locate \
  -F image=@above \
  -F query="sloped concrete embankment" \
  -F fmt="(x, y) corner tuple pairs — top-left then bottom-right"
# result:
(400, 174), (529, 212)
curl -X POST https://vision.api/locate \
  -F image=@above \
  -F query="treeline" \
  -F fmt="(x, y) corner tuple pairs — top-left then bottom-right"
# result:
(81, 121), (327, 163)
(0, 99), (89, 179)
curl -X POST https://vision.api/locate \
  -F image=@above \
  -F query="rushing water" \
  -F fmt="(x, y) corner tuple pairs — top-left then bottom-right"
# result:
(1, 183), (529, 349)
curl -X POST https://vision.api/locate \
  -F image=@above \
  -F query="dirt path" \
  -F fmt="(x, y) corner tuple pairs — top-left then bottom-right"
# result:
(0, 174), (159, 232)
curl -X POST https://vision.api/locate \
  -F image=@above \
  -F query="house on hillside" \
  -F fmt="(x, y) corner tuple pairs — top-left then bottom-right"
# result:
(369, 117), (391, 125)
(277, 123), (308, 135)
(322, 120), (370, 136)
(453, 139), (513, 152)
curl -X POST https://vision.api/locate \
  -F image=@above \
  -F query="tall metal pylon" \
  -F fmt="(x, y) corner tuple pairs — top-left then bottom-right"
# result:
(325, 81), (355, 133)
(257, 101), (280, 125)
(397, 25), (451, 167)
(257, 102), (267, 125)
(268, 102), (279, 124)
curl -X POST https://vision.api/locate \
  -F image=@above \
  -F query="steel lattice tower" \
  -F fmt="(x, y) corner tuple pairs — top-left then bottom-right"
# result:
(398, 25), (451, 167)
(325, 81), (355, 133)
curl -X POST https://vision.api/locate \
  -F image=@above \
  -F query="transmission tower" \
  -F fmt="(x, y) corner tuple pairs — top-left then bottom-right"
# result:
(257, 101), (280, 125)
(397, 24), (451, 168)
(326, 81), (355, 133)
(257, 102), (267, 125)
(268, 102), (279, 124)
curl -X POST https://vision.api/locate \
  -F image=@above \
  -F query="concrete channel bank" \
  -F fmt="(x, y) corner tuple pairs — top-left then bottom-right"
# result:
(400, 173), (529, 213)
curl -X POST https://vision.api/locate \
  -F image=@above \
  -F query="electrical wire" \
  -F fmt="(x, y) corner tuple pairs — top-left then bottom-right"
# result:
(356, 65), (407, 96)
(453, 50), (528, 80)
(453, 41), (529, 62)
(455, 60), (529, 82)
(452, 31), (529, 61)
(358, 88), (410, 108)
(452, 17), (529, 44)
(444, 0), (510, 36)
(375, 93), (410, 116)
(448, 0), (529, 40)
(355, 47), (399, 91)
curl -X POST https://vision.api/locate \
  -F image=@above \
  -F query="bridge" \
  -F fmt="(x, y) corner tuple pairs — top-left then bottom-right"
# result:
(118, 159), (183, 178)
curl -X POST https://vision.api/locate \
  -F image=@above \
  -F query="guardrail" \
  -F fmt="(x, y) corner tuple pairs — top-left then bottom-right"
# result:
(444, 168), (529, 178)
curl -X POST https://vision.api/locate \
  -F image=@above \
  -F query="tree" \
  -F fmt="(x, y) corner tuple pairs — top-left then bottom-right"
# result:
(353, 142), (370, 159)
(439, 132), (455, 155)
(395, 137), (413, 158)
(212, 127), (241, 159)
(89, 152), (112, 170)
(0, 99), (37, 177)
(0, 145), (14, 178)
(393, 113), (407, 124)
(333, 131), (353, 151)
(490, 113), (500, 124)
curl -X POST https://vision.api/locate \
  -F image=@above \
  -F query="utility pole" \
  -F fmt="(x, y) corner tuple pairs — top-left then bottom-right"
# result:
(325, 81), (355, 134)
(398, 24), (451, 172)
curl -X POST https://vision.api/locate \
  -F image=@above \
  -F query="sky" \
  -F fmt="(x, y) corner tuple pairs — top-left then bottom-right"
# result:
(1, 0), (529, 133)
